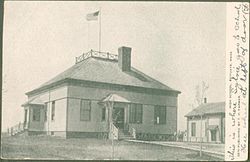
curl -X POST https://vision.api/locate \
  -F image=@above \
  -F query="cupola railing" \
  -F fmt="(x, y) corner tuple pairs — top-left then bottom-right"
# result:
(75, 50), (118, 64)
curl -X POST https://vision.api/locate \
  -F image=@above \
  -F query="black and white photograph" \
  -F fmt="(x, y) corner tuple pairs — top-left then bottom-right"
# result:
(1, 1), (249, 161)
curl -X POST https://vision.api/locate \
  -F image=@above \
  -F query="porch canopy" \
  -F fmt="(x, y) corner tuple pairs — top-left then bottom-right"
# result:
(21, 96), (44, 107)
(99, 93), (131, 122)
(100, 93), (131, 103)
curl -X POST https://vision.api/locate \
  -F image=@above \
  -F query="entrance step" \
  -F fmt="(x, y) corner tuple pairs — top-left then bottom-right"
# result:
(118, 130), (134, 140)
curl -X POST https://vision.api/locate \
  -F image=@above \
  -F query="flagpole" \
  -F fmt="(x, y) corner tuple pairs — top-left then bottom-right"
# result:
(99, 7), (101, 52)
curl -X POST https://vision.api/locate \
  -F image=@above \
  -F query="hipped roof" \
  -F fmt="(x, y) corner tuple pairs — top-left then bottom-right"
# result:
(26, 57), (180, 95)
(185, 102), (225, 117)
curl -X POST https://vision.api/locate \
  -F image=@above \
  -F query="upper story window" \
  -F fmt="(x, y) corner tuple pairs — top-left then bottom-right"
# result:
(154, 105), (166, 124)
(80, 100), (91, 121)
(33, 108), (40, 121)
(129, 103), (143, 124)
(51, 101), (55, 121)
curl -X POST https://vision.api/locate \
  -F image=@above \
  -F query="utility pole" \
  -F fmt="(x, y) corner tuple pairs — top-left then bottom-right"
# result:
(200, 114), (203, 157)
(98, 7), (102, 52)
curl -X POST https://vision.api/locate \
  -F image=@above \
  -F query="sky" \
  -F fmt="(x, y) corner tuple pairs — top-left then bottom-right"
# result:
(2, 1), (226, 132)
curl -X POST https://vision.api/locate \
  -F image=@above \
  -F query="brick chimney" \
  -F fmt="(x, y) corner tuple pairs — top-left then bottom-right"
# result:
(118, 46), (131, 71)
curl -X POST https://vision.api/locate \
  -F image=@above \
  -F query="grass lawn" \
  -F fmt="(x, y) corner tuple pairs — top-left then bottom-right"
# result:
(1, 135), (221, 160)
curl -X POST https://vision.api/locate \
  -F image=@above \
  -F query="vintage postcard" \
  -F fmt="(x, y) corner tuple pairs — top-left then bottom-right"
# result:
(1, 1), (249, 161)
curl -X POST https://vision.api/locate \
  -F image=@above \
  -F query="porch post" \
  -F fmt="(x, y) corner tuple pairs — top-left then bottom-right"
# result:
(107, 101), (114, 139)
(108, 101), (115, 160)
(24, 107), (30, 129)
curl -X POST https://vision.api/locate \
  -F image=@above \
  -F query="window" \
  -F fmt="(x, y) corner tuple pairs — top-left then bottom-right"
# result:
(44, 102), (48, 122)
(51, 101), (55, 121)
(154, 106), (166, 124)
(191, 123), (196, 136)
(24, 109), (28, 123)
(80, 100), (91, 121)
(101, 107), (106, 121)
(129, 104), (143, 124)
(33, 108), (40, 121)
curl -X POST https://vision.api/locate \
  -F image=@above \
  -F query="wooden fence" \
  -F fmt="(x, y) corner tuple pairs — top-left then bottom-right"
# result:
(7, 122), (25, 136)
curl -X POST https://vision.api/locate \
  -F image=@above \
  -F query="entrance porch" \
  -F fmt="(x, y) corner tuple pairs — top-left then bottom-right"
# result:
(21, 96), (46, 133)
(100, 93), (136, 140)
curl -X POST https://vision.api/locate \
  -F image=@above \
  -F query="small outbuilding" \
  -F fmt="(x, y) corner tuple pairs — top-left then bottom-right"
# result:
(185, 101), (225, 143)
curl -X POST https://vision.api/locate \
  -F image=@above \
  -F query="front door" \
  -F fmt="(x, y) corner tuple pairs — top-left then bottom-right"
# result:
(211, 130), (217, 141)
(113, 107), (125, 129)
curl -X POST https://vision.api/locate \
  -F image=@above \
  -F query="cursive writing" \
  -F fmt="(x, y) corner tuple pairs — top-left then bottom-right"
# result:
(226, 3), (249, 161)
(227, 144), (236, 160)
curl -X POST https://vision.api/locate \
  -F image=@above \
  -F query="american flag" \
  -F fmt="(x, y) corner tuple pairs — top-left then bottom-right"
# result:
(86, 11), (99, 21)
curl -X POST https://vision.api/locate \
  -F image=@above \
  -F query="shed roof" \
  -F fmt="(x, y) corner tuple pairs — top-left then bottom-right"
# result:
(185, 102), (225, 117)
(27, 56), (180, 95)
